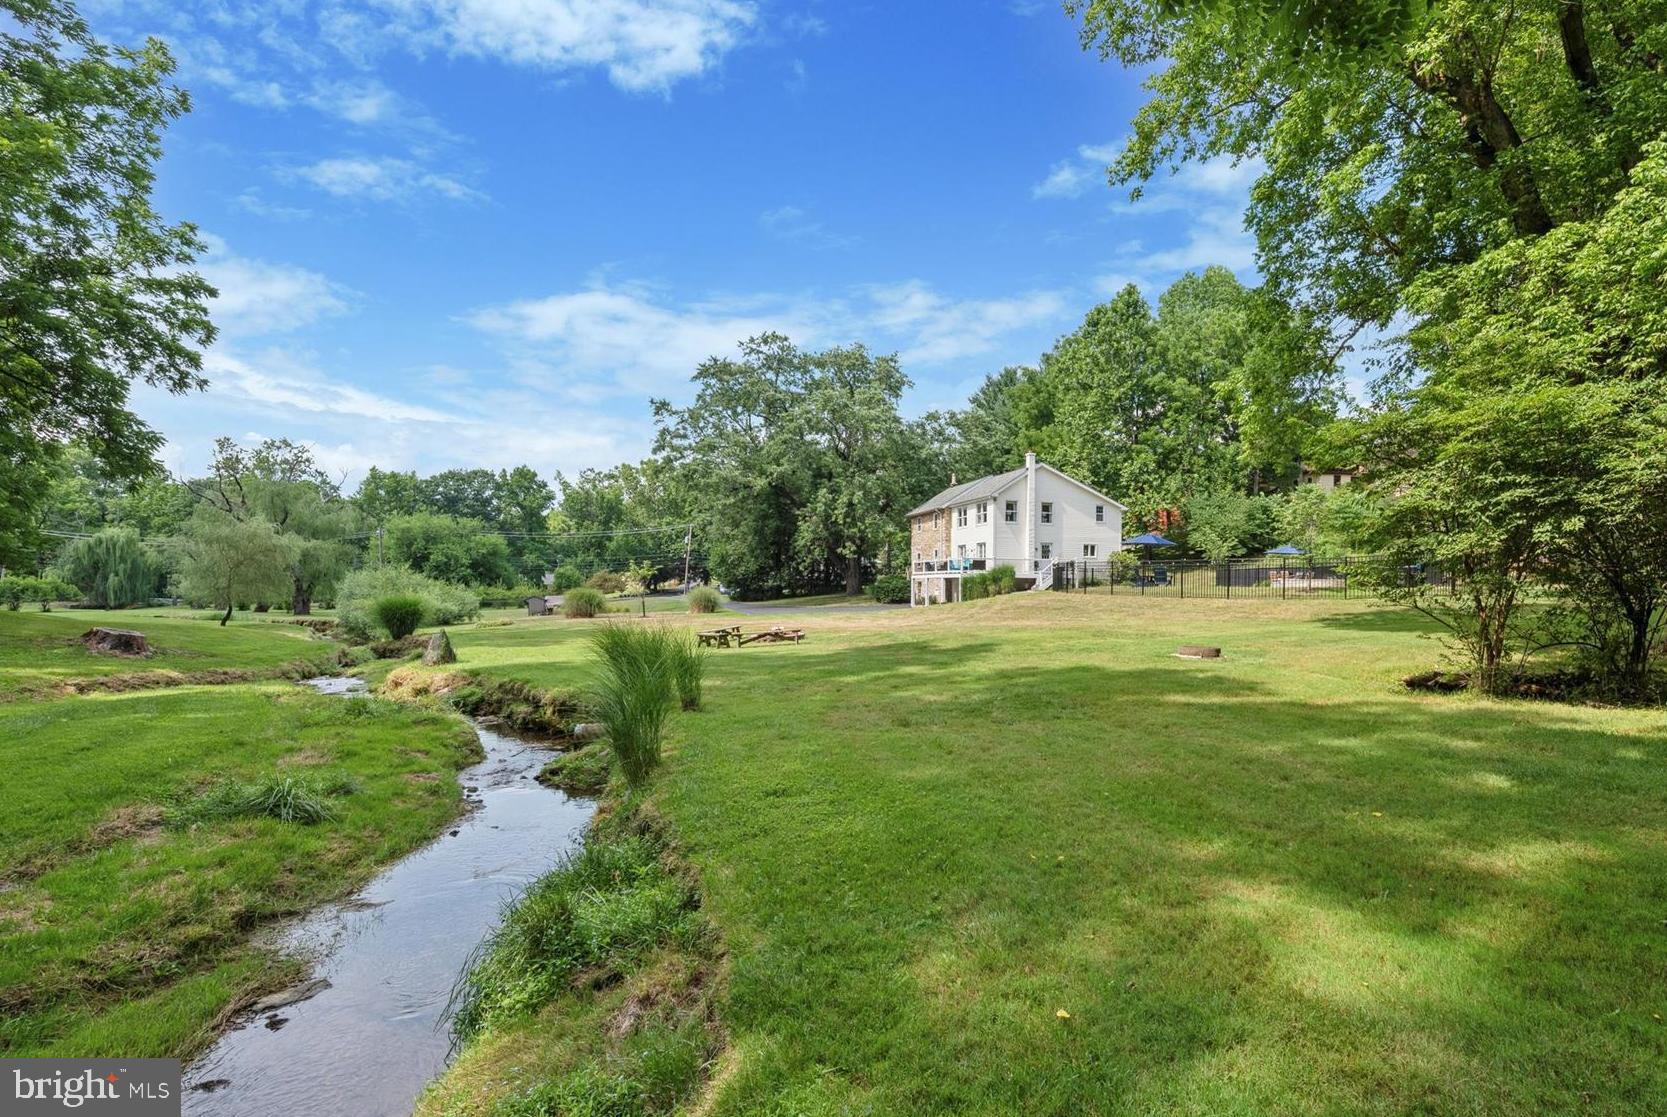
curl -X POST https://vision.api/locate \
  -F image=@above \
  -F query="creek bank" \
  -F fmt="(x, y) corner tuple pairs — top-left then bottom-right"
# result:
(182, 677), (595, 1117)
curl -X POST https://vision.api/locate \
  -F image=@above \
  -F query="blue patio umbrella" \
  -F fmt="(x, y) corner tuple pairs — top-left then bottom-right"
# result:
(1122, 532), (1177, 562)
(1265, 544), (1306, 556)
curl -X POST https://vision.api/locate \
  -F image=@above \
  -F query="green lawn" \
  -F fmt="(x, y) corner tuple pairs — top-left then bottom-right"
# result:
(0, 607), (340, 698)
(413, 594), (1667, 1116)
(0, 619), (479, 1056)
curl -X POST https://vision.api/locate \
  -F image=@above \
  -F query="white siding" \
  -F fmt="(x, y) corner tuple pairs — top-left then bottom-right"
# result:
(1036, 469), (1122, 563)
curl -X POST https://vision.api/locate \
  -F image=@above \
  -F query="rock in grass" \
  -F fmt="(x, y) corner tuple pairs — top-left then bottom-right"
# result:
(82, 627), (151, 657)
(422, 629), (457, 666)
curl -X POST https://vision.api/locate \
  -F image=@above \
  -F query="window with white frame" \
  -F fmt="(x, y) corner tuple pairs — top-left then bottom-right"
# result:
(976, 501), (988, 524)
(1095, 504), (1104, 522)
(977, 542), (986, 559)
(1004, 500), (1017, 523)
(1040, 502), (1053, 524)
(1082, 544), (1097, 558)
(957, 544), (966, 558)
(932, 511), (940, 528)
(956, 506), (967, 527)
(1040, 543), (1051, 559)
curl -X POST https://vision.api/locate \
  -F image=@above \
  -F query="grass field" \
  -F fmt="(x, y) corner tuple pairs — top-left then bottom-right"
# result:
(0, 609), (480, 1058)
(0, 607), (341, 697)
(413, 594), (1667, 1116)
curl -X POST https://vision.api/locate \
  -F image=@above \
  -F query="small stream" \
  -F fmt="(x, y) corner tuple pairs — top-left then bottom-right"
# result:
(182, 677), (594, 1117)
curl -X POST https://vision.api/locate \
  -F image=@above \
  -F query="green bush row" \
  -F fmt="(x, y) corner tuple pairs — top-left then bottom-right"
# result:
(0, 575), (80, 610)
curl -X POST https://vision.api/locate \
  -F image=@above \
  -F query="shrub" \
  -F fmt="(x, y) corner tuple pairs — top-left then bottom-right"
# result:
(336, 566), (480, 638)
(988, 564), (1017, 595)
(869, 574), (909, 604)
(686, 585), (721, 614)
(588, 624), (678, 789)
(563, 586), (607, 618)
(668, 631), (706, 711)
(962, 572), (990, 600)
(548, 565), (584, 592)
(586, 571), (627, 594)
(373, 594), (426, 639)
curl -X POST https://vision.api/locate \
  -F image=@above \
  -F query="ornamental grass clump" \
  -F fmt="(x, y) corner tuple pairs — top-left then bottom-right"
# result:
(668, 630), (706, 711)
(686, 585), (721, 614)
(587, 624), (679, 789)
(562, 586), (607, 618)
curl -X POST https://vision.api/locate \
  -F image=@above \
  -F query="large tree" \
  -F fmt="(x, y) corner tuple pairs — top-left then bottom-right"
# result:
(654, 334), (934, 598)
(1070, 0), (1667, 335)
(0, 2), (214, 564)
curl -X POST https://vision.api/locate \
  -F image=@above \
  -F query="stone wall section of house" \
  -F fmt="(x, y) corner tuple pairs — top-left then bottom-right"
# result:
(910, 511), (951, 563)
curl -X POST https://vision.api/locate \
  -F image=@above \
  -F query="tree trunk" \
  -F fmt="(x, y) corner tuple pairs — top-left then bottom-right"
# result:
(1407, 64), (1555, 236)
(846, 555), (862, 596)
(220, 603), (232, 626)
(292, 587), (312, 615)
(1557, 2), (1603, 97)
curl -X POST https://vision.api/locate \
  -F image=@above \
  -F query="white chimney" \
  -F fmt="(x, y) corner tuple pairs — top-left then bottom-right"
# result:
(1024, 451), (1037, 572)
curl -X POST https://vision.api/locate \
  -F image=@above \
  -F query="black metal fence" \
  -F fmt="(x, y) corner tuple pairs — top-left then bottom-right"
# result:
(1048, 555), (1454, 601)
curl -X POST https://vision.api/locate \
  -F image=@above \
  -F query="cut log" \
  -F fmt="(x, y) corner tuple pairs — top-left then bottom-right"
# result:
(1175, 645), (1222, 659)
(82, 628), (152, 657)
(421, 629), (458, 666)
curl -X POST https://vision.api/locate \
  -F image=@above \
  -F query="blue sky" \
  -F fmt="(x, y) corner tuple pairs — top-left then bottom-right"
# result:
(86, 0), (1264, 484)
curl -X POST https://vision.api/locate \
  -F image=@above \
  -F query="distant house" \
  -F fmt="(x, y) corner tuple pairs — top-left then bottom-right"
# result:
(906, 452), (1126, 606)
(1298, 464), (1360, 492)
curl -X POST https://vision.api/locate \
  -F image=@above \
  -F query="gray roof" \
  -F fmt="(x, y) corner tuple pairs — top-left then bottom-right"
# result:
(907, 466), (1026, 518)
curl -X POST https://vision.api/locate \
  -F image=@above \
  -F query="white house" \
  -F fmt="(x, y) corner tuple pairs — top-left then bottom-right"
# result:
(906, 453), (1126, 606)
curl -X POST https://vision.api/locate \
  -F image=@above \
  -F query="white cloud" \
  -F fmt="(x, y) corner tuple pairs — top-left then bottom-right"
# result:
(1031, 142), (1118, 200)
(467, 277), (1071, 395)
(864, 281), (1068, 364)
(306, 78), (402, 125)
(1092, 155), (1267, 293)
(206, 349), (449, 424)
(292, 155), (483, 203)
(197, 241), (352, 337)
(374, 0), (759, 93)
(759, 205), (855, 249)
(234, 190), (313, 222)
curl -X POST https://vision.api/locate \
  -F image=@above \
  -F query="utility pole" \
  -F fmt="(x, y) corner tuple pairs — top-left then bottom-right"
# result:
(682, 526), (692, 587)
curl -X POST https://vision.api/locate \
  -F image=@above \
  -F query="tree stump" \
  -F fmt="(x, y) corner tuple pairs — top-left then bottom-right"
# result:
(1175, 645), (1222, 659)
(422, 629), (457, 666)
(82, 628), (152, 657)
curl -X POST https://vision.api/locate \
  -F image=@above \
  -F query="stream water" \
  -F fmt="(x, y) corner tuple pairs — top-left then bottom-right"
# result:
(182, 677), (594, 1117)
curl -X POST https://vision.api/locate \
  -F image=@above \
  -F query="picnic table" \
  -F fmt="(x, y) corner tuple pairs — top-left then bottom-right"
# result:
(697, 625), (744, 648)
(696, 624), (806, 648)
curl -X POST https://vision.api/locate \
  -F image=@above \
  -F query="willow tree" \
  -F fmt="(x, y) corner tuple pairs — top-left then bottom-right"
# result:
(54, 528), (158, 608)
(0, 2), (214, 565)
